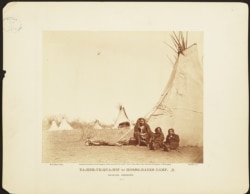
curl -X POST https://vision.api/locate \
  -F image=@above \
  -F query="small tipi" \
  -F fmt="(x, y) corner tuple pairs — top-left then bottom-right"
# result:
(48, 120), (59, 131)
(58, 118), (73, 130)
(93, 120), (103, 130)
(146, 32), (203, 146)
(113, 106), (133, 129)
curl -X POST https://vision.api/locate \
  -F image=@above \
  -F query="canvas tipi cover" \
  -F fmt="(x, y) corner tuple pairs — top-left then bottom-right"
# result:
(146, 40), (203, 146)
(48, 120), (59, 131)
(113, 106), (133, 129)
(93, 120), (103, 130)
(58, 118), (73, 130)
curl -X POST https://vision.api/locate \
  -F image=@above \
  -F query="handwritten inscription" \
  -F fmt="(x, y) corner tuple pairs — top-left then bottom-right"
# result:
(3, 17), (22, 32)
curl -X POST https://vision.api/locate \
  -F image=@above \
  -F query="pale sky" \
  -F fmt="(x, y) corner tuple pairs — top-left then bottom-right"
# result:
(43, 31), (203, 124)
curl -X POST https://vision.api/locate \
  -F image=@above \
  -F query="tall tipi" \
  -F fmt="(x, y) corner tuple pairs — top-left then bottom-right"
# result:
(48, 120), (59, 131)
(113, 106), (133, 129)
(93, 120), (103, 130)
(58, 118), (73, 130)
(146, 32), (203, 146)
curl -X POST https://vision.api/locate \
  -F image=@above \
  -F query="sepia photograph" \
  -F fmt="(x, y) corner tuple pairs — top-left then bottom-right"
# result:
(42, 31), (203, 164)
(2, 2), (248, 194)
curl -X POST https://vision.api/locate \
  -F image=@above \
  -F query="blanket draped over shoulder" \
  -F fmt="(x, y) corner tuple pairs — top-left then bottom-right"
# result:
(149, 127), (164, 150)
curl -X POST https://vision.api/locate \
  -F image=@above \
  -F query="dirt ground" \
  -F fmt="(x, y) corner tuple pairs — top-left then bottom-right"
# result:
(42, 129), (203, 164)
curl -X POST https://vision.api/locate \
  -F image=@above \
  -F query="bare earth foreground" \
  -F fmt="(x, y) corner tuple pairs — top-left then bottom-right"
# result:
(42, 129), (203, 164)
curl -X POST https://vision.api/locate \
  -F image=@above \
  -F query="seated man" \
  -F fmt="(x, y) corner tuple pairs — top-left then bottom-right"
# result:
(149, 127), (164, 150)
(163, 128), (180, 151)
(134, 118), (153, 146)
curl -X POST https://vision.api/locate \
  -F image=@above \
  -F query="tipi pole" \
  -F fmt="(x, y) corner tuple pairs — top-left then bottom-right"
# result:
(115, 128), (133, 143)
(163, 41), (177, 53)
(186, 31), (188, 48)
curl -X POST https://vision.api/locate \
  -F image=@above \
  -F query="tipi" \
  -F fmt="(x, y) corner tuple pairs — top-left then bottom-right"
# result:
(93, 120), (103, 130)
(48, 120), (59, 131)
(146, 32), (203, 146)
(58, 118), (73, 130)
(113, 106), (133, 129)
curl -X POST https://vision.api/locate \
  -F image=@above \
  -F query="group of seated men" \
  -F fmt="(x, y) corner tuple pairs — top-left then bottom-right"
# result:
(133, 118), (180, 151)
